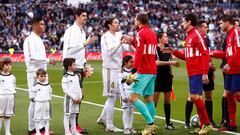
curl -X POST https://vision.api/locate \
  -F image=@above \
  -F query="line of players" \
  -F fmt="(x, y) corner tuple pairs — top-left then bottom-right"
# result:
(0, 7), (239, 135)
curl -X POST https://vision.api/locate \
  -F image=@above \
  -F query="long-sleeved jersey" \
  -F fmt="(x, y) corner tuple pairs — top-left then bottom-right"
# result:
(211, 27), (240, 74)
(173, 28), (210, 77)
(23, 32), (49, 72)
(101, 31), (134, 69)
(0, 73), (16, 95)
(62, 72), (82, 100)
(131, 25), (157, 74)
(32, 82), (52, 102)
(63, 23), (86, 69)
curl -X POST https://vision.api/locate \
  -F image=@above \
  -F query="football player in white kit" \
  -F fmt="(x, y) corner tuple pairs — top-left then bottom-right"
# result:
(23, 16), (56, 135)
(32, 69), (52, 135)
(97, 17), (134, 132)
(0, 57), (16, 135)
(62, 58), (82, 135)
(62, 8), (97, 134)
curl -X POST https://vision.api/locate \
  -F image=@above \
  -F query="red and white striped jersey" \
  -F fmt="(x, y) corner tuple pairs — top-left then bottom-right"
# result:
(173, 27), (210, 77)
(211, 27), (240, 74)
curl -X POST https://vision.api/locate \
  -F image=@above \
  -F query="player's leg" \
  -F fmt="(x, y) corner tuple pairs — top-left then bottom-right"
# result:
(97, 68), (108, 126)
(221, 72), (229, 126)
(70, 113), (77, 134)
(144, 75), (157, 120)
(0, 95), (6, 131)
(35, 120), (41, 135)
(63, 114), (71, 134)
(105, 95), (117, 130)
(189, 75), (212, 134)
(128, 106), (136, 134)
(164, 91), (175, 130)
(27, 72), (37, 134)
(74, 68), (87, 134)
(225, 74), (240, 131)
(4, 94), (15, 135)
(185, 94), (193, 128)
(153, 92), (160, 107)
(0, 117), (2, 130)
(122, 106), (130, 134)
(44, 120), (50, 135)
(63, 95), (71, 134)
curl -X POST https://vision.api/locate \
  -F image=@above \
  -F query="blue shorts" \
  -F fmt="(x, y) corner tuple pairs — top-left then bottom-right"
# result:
(224, 74), (240, 92)
(189, 75), (203, 95)
(131, 74), (156, 97)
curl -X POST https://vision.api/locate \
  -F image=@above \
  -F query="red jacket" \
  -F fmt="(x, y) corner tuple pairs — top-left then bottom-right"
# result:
(173, 28), (210, 77)
(211, 27), (240, 74)
(131, 25), (157, 74)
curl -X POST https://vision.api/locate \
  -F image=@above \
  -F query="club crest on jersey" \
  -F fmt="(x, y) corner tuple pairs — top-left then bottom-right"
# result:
(111, 82), (115, 89)
(1, 79), (4, 82)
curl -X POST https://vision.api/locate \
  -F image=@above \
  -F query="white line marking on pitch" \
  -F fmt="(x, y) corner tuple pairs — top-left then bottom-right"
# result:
(16, 87), (238, 135)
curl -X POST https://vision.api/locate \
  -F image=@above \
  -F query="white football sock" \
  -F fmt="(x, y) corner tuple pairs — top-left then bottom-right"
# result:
(123, 108), (130, 130)
(129, 107), (134, 129)
(99, 101), (107, 121)
(0, 118), (3, 130)
(106, 96), (116, 128)
(70, 114), (77, 133)
(35, 121), (41, 135)
(44, 120), (49, 133)
(64, 114), (70, 134)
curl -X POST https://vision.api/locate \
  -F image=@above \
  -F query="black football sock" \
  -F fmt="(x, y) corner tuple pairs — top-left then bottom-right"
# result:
(164, 103), (171, 125)
(205, 100), (213, 123)
(185, 100), (193, 124)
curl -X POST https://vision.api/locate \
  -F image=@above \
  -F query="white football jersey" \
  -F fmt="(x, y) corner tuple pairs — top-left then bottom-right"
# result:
(118, 68), (132, 98)
(32, 82), (52, 102)
(63, 23), (86, 68)
(23, 32), (48, 72)
(62, 72), (82, 100)
(0, 73), (16, 95)
(101, 31), (134, 69)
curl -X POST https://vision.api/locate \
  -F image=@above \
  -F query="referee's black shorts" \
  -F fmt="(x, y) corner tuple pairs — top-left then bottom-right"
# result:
(154, 75), (173, 93)
(203, 69), (215, 91)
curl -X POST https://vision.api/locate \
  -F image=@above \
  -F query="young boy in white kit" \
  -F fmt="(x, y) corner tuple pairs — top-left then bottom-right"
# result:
(62, 58), (82, 135)
(118, 55), (137, 134)
(0, 57), (16, 135)
(32, 69), (52, 135)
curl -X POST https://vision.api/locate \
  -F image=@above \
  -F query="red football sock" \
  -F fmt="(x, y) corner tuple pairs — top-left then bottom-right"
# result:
(194, 98), (210, 127)
(227, 93), (237, 127)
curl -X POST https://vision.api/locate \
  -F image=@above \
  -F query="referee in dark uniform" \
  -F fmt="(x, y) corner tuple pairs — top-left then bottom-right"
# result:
(153, 32), (180, 130)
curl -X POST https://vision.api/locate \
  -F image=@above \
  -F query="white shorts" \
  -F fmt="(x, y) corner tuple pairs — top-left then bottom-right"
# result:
(0, 94), (15, 117)
(102, 68), (121, 97)
(33, 101), (51, 121)
(64, 95), (79, 115)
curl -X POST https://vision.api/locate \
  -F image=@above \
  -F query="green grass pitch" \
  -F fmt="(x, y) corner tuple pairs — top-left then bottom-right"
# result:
(2, 59), (240, 135)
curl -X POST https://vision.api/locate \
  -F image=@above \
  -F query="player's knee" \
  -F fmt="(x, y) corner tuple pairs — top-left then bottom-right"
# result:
(130, 94), (138, 103)
(144, 95), (153, 103)
(190, 94), (200, 102)
(205, 92), (212, 101)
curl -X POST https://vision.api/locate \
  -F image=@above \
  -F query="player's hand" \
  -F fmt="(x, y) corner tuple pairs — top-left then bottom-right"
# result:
(202, 74), (209, 84)
(122, 97), (128, 103)
(84, 35), (98, 47)
(171, 61), (180, 67)
(161, 47), (173, 53)
(73, 99), (81, 104)
(30, 98), (35, 102)
(209, 62), (216, 71)
(126, 77), (133, 85)
(49, 58), (56, 65)
(121, 35), (133, 44)
(222, 64), (230, 73)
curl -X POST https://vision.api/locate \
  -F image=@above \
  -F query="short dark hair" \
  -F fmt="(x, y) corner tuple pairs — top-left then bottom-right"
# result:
(104, 17), (116, 29)
(197, 20), (207, 28)
(220, 15), (235, 25)
(0, 57), (12, 70)
(122, 55), (133, 69)
(63, 58), (75, 71)
(136, 12), (149, 25)
(30, 16), (43, 25)
(184, 13), (198, 27)
(74, 8), (87, 17)
(36, 68), (47, 76)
